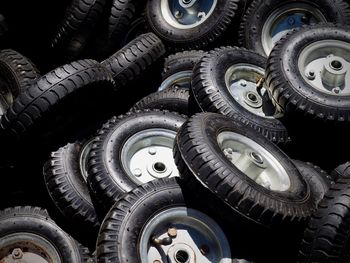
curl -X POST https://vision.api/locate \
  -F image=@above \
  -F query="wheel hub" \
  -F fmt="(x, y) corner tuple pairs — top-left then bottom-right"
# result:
(159, 71), (192, 91)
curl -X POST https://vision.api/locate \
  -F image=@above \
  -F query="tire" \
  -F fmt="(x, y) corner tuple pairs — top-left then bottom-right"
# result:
(43, 140), (99, 231)
(51, 0), (106, 62)
(131, 87), (190, 115)
(331, 161), (350, 182)
(96, 178), (233, 263)
(266, 24), (350, 122)
(119, 16), (148, 48)
(299, 177), (350, 262)
(0, 49), (40, 115)
(0, 206), (90, 263)
(238, 0), (350, 56)
(192, 47), (288, 144)
(173, 112), (317, 226)
(101, 32), (165, 87)
(145, 0), (240, 49)
(87, 110), (187, 208)
(0, 59), (115, 162)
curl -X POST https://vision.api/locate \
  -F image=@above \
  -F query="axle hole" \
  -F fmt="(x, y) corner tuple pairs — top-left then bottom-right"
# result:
(330, 60), (343, 71)
(175, 250), (190, 263)
(247, 93), (258, 103)
(153, 162), (166, 173)
(250, 152), (264, 164)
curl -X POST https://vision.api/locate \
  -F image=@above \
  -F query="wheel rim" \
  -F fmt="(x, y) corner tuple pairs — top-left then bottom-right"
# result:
(79, 139), (95, 182)
(217, 131), (291, 191)
(139, 207), (231, 263)
(0, 233), (61, 263)
(159, 70), (192, 91)
(0, 78), (13, 115)
(261, 3), (327, 55)
(298, 40), (350, 96)
(225, 63), (275, 118)
(120, 128), (179, 185)
(160, 0), (217, 29)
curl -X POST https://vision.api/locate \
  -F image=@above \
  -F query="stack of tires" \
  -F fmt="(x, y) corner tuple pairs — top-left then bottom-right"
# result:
(0, 0), (350, 262)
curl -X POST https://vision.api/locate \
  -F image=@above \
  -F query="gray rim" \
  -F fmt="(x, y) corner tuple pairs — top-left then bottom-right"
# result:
(159, 70), (192, 91)
(139, 207), (231, 263)
(120, 128), (179, 185)
(161, 0), (217, 29)
(217, 131), (291, 191)
(0, 79), (13, 116)
(261, 3), (327, 55)
(298, 40), (350, 96)
(0, 233), (61, 263)
(79, 139), (95, 182)
(225, 63), (274, 119)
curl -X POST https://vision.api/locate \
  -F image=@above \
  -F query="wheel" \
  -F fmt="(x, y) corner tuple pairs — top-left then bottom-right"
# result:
(51, 0), (106, 62)
(96, 178), (234, 263)
(101, 32), (165, 87)
(0, 206), (91, 263)
(299, 177), (350, 262)
(331, 161), (350, 182)
(238, 0), (350, 56)
(43, 140), (99, 231)
(87, 110), (187, 208)
(0, 49), (40, 116)
(174, 112), (317, 226)
(131, 87), (190, 115)
(266, 24), (350, 122)
(159, 50), (205, 91)
(145, 0), (240, 49)
(192, 47), (288, 144)
(119, 16), (148, 48)
(0, 59), (115, 163)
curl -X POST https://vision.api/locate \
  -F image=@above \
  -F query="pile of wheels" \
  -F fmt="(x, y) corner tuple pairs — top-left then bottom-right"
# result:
(1, 0), (350, 262)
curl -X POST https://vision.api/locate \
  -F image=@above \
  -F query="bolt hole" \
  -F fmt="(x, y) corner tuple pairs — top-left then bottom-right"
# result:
(175, 250), (190, 263)
(330, 60), (343, 71)
(153, 162), (166, 173)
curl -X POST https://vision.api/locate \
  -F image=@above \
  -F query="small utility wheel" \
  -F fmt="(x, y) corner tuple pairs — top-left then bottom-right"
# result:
(239, 0), (350, 56)
(87, 110), (186, 208)
(145, 0), (240, 49)
(0, 206), (91, 263)
(131, 87), (190, 115)
(96, 178), (233, 263)
(43, 140), (99, 230)
(174, 112), (317, 226)
(0, 49), (40, 115)
(191, 47), (288, 144)
(266, 24), (350, 122)
(299, 177), (350, 262)
(159, 50), (205, 91)
(101, 33), (165, 87)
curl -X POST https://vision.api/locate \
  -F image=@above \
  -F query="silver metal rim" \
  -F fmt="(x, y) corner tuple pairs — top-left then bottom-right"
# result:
(0, 233), (61, 263)
(120, 128), (179, 185)
(139, 207), (232, 263)
(79, 139), (95, 182)
(217, 131), (291, 191)
(160, 0), (217, 29)
(298, 40), (350, 96)
(158, 70), (192, 91)
(0, 79), (13, 116)
(225, 63), (274, 119)
(261, 3), (327, 55)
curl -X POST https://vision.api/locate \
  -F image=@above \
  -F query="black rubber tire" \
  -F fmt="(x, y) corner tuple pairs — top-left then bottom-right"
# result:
(238, 0), (350, 56)
(0, 49), (40, 114)
(101, 32), (165, 87)
(96, 178), (232, 263)
(119, 16), (148, 48)
(266, 24), (350, 122)
(192, 46), (288, 144)
(0, 59), (115, 161)
(43, 141), (99, 231)
(161, 50), (206, 81)
(0, 206), (90, 262)
(331, 161), (350, 182)
(51, 0), (106, 62)
(87, 110), (187, 208)
(145, 0), (240, 49)
(299, 177), (350, 262)
(131, 87), (190, 115)
(173, 112), (317, 226)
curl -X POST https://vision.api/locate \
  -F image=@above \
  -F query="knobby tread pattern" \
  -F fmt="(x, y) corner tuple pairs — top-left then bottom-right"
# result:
(101, 32), (165, 87)
(331, 162), (350, 182)
(131, 87), (190, 115)
(192, 46), (288, 143)
(174, 113), (315, 226)
(299, 177), (350, 262)
(43, 143), (100, 229)
(87, 109), (187, 207)
(0, 59), (114, 141)
(265, 24), (350, 122)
